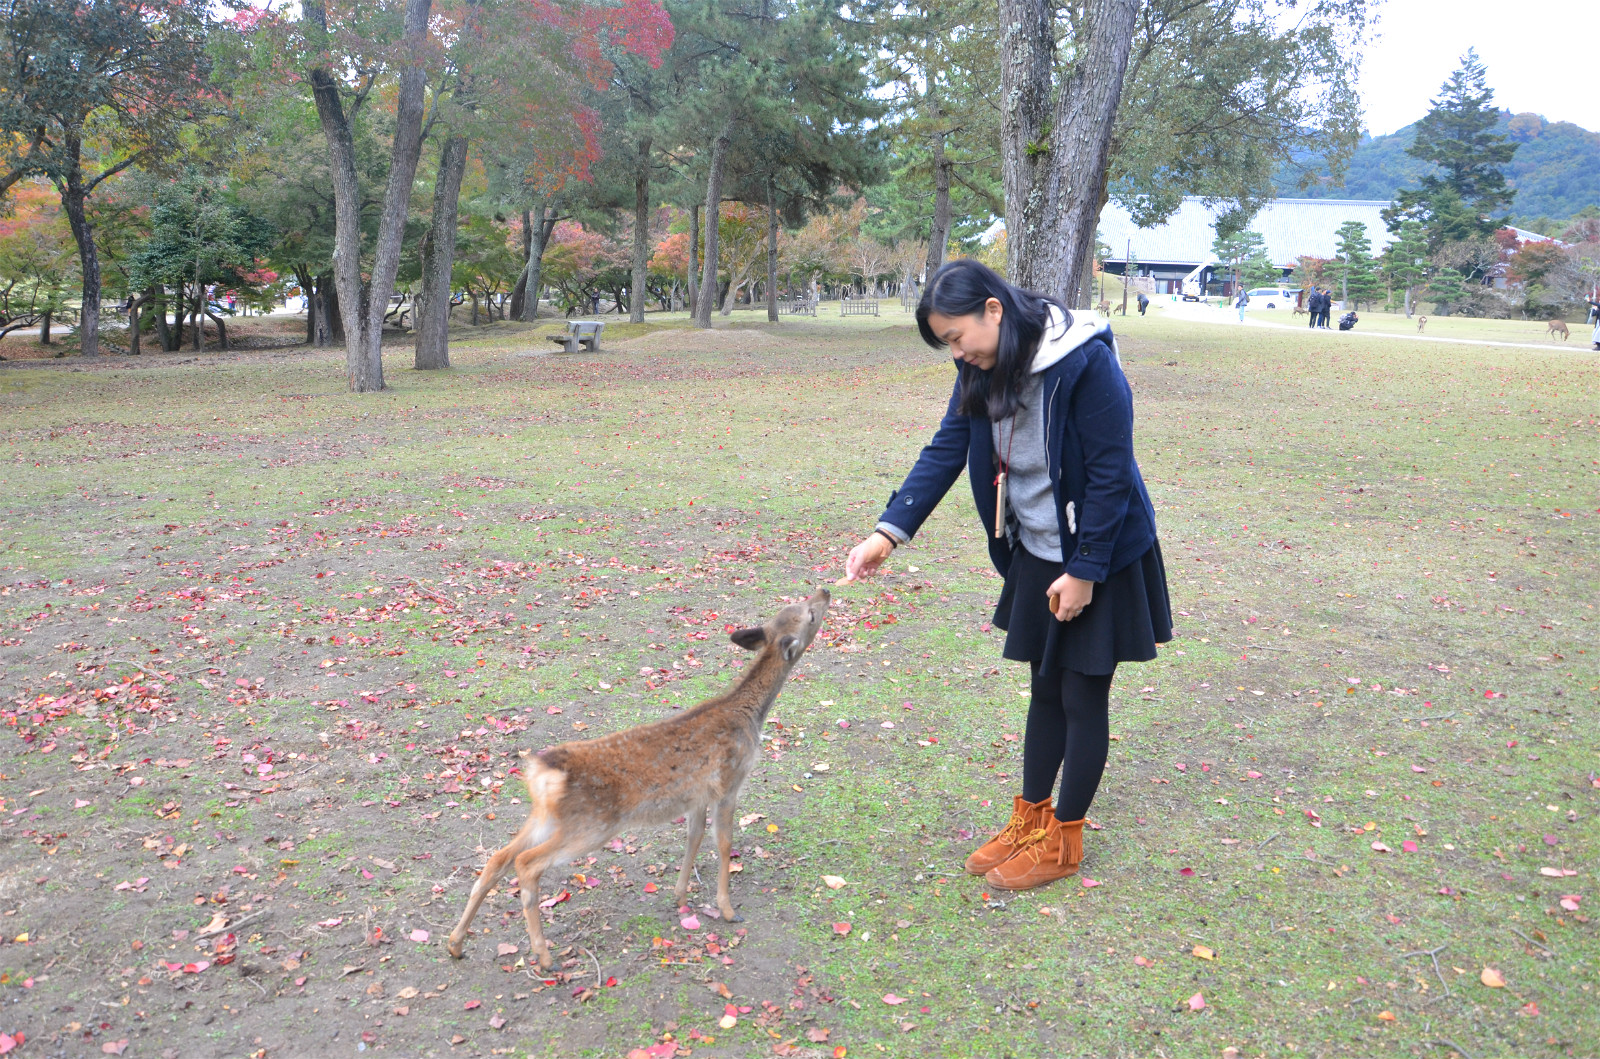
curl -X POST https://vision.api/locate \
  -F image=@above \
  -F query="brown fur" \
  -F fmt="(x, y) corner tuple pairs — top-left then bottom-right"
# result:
(1292, 304), (1308, 317)
(1095, 299), (1110, 315)
(1547, 319), (1569, 340)
(447, 589), (830, 967)
(1417, 315), (1428, 333)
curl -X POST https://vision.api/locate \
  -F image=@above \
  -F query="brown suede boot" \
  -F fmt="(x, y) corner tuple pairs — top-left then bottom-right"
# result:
(964, 795), (1051, 875)
(983, 816), (1084, 890)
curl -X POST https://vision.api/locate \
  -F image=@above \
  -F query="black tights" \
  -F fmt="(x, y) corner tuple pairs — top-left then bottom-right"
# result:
(1019, 662), (1115, 822)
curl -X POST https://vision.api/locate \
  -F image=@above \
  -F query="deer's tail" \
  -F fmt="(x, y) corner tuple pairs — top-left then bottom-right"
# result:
(517, 750), (567, 847)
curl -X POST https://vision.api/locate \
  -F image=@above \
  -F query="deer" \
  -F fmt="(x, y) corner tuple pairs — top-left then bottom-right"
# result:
(1095, 299), (1111, 316)
(1292, 304), (1308, 318)
(447, 588), (830, 969)
(1417, 315), (1428, 333)
(1547, 319), (1569, 341)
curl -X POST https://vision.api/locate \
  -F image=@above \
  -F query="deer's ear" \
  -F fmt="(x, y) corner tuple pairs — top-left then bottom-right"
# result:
(778, 635), (802, 662)
(729, 626), (767, 650)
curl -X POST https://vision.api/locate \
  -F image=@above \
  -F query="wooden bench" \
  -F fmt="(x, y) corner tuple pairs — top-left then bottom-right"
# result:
(549, 320), (604, 352)
(839, 298), (879, 317)
(779, 297), (817, 317)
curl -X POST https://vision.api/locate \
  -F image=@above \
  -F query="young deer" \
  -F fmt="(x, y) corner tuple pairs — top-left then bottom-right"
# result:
(447, 588), (830, 967)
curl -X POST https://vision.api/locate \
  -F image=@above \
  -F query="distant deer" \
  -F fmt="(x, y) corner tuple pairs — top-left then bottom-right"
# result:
(1547, 319), (1569, 341)
(447, 589), (830, 968)
(1095, 299), (1111, 315)
(1292, 304), (1308, 318)
(1417, 316), (1428, 333)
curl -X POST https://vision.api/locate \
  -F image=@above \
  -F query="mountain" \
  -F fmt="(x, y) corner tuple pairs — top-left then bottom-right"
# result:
(1276, 111), (1600, 225)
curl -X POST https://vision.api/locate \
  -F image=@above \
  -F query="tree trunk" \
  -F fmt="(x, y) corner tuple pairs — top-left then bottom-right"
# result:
(295, 267), (316, 344)
(128, 291), (151, 355)
(153, 287), (172, 351)
(998, 0), (1138, 300)
(518, 205), (556, 323)
(925, 124), (952, 277)
(630, 140), (651, 324)
(58, 174), (102, 356)
(193, 253), (205, 352)
(720, 263), (751, 314)
(687, 201), (699, 316)
(39, 311), (51, 345)
(766, 174), (779, 323)
(416, 135), (468, 370)
(694, 123), (734, 329)
(312, 274), (330, 346)
(205, 309), (229, 349)
(308, 0), (432, 392)
(507, 209), (533, 320)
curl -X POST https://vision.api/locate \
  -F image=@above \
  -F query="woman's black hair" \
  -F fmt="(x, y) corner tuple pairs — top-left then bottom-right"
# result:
(915, 258), (1071, 420)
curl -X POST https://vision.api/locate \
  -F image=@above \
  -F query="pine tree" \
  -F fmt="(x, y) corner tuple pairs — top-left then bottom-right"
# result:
(1383, 219), (1429, 316)
(1210, 228), (1277, 293)
(1408, 49), (1517, 217)
(1328, 220), (1381, 309)
(1385, 50), (1518, 243)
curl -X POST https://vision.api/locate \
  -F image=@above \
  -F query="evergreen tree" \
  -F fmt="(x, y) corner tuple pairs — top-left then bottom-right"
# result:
(1408, 49), (1517, 216)
(1385, 50), (1518, 243)
(1210, 228), (1277, 293)
(1382, 219), (1428, 316)
(1424, 267), (1467, 315)
(1327, 220), (1381, 309)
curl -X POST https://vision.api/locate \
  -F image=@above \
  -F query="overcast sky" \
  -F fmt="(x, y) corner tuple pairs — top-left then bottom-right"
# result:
(1358, 0), (1600, 136)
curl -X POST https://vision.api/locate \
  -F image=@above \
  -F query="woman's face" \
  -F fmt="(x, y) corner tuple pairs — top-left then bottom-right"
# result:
(928, 298), (1003, 370)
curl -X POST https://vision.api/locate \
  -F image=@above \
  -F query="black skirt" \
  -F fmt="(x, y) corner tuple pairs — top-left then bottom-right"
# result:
(992, 541), (1173, 676)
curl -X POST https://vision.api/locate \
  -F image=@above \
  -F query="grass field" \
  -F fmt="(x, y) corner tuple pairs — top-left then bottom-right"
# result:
(0, 309), (1594, 1059)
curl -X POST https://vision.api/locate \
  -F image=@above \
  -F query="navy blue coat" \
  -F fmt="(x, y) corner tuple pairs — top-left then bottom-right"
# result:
(877, 329), (1158, 583)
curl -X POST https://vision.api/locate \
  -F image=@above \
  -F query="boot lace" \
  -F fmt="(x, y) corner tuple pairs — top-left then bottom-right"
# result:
(1011, 825), (1064, 866)
(993, 809), (1032, 847)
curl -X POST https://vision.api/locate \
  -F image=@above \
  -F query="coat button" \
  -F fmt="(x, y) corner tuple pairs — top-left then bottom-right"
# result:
(1080, 545), (1092, 555)
(904, 496), (915, 506)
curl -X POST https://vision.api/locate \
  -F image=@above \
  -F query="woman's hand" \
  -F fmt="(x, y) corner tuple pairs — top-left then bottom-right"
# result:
(1046, 572), (1093, 621)
(840, 533), (894, 584)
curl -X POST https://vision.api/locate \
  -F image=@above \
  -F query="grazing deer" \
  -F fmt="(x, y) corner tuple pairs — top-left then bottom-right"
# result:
(1417, 316), (1428, 333)
(1547, 319), (1569, 341)
(447, 589), (830, 968)
(1292, 304), (1308, 317)
(1095, 299), (1110, 315)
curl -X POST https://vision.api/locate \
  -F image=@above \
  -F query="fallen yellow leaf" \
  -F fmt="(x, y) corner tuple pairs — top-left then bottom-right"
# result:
(1377, 1010), (1396, 1021)
(1481, 967), (1506, 988)
(822, 875), (847, 890)
(1192, 945), (1216, 961)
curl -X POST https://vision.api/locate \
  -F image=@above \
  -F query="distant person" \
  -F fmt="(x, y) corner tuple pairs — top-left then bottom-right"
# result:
(1319, 289), (1335, 329)
(1234, 288), (1249, 322)
(1136, 292), (1149, 316)
(1338, 310), (1359, 331)
(1306, 288), (1322, 329)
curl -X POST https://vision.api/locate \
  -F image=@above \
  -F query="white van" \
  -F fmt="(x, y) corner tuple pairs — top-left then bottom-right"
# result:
(1243, 286), (1295, 309)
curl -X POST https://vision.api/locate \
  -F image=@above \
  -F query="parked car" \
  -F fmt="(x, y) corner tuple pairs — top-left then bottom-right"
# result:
(1243, 286), (1295, 309)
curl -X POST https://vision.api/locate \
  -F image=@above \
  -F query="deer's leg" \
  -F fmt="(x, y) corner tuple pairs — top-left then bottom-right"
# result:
(673, 806), (707, 907)
(447, 835), (526, 958)
(711, 796), (743, 923)
(513, 839), (562, 969)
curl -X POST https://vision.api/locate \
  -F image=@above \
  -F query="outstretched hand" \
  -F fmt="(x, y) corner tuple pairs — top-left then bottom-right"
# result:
(838, 533), (894, 584)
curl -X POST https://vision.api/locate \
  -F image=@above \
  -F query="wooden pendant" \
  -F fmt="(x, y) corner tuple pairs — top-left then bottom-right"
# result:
(994, 471), (1007, 539)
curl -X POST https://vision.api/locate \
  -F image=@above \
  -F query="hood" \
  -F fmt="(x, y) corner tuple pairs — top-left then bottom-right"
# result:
(1029, 306), (1117, 373)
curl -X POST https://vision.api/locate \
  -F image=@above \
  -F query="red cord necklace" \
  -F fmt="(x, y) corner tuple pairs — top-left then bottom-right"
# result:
(994, 405), (1017, 540)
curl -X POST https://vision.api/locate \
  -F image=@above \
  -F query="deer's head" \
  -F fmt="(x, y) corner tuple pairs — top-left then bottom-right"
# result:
(728, 587), (830, 663)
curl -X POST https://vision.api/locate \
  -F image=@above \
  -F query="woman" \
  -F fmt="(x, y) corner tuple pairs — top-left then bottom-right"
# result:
(841, 259), (1171, 891)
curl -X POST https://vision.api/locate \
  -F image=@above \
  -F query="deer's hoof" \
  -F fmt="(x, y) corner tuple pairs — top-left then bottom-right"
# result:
(447, 938), (465, 959)
(723, 911), (744, 924)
